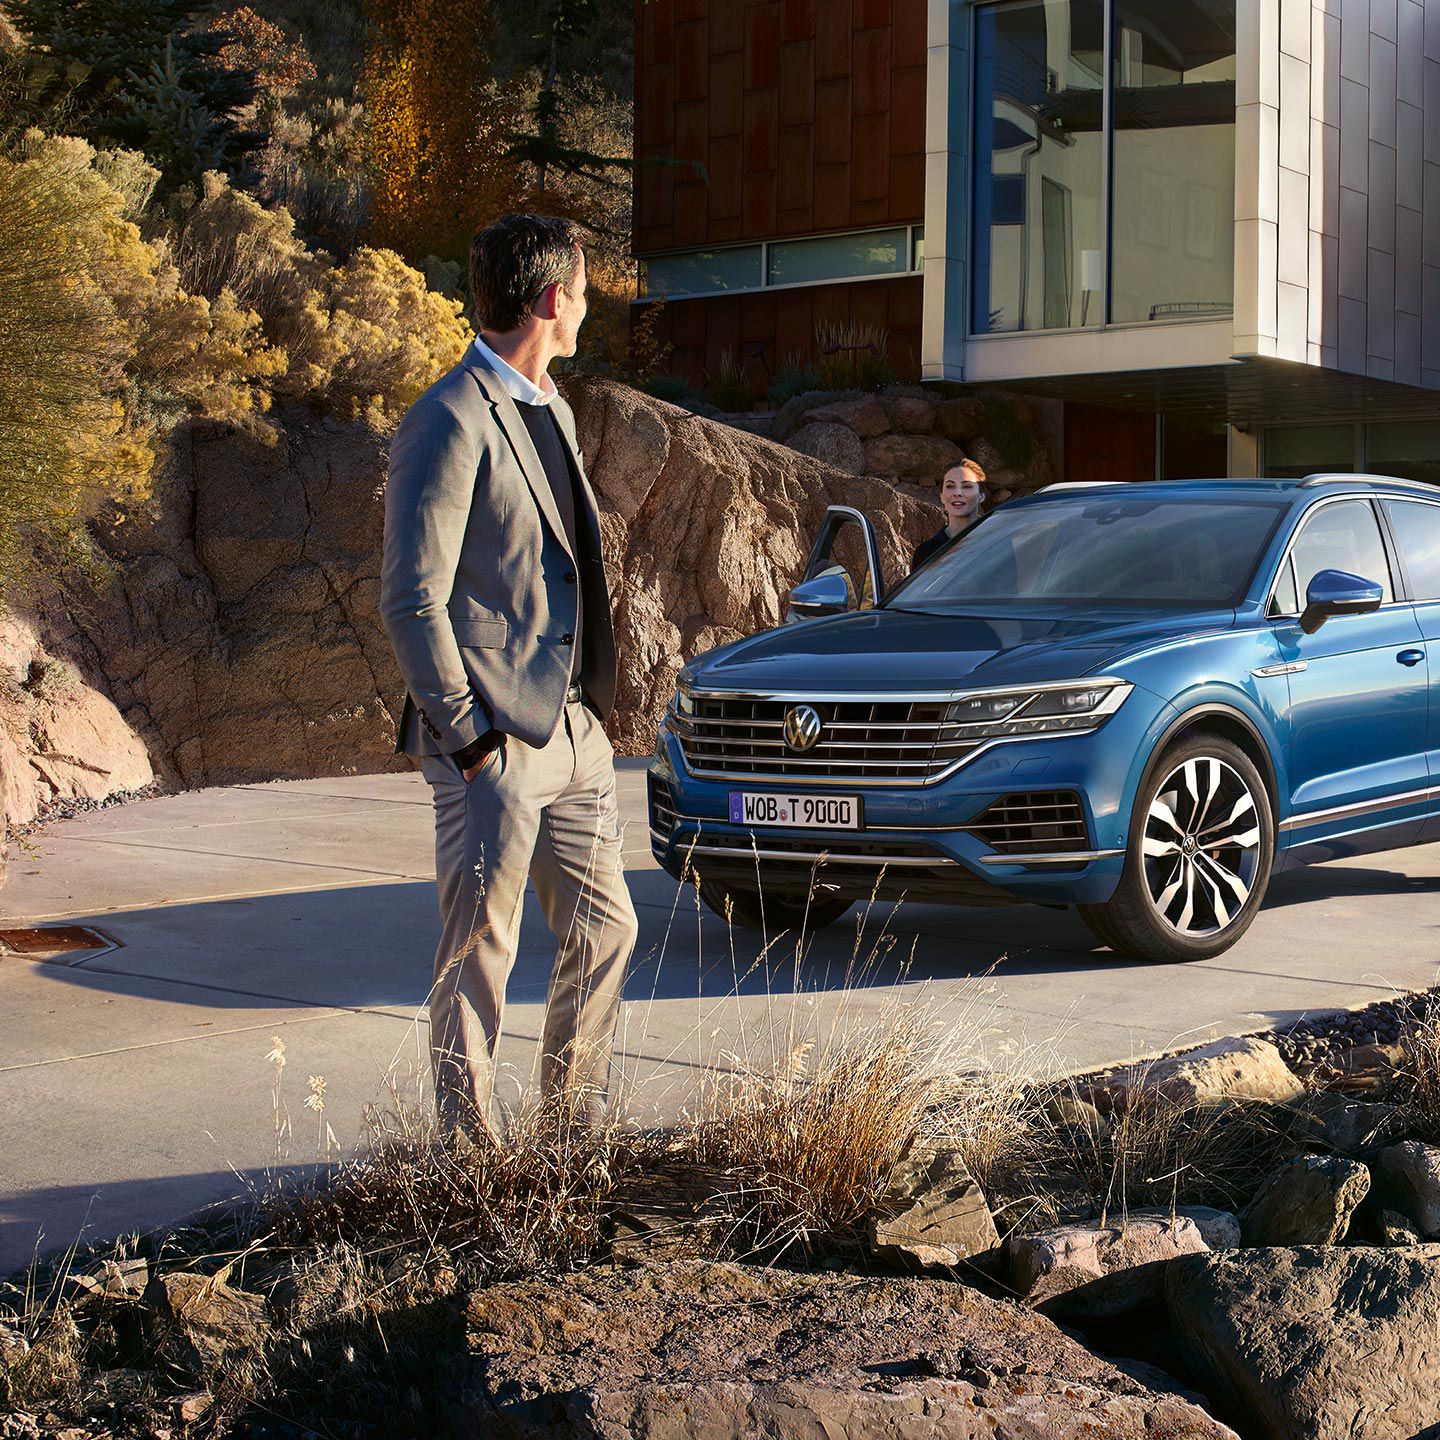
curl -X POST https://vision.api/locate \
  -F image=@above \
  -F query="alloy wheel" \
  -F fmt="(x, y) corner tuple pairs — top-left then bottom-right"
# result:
(1141, 756), (1262, 938)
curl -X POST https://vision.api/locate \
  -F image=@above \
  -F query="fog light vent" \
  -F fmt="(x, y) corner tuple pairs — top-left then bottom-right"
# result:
(965, 791), (1089, 854)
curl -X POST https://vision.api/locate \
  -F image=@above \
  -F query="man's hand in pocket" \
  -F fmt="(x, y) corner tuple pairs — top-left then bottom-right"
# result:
(463, 748), (499, 783)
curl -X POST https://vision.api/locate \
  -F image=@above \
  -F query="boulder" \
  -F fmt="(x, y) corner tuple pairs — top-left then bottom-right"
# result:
(1136, 1206), (1241, 1251)
(786, 420), (865, 475)
(803, 393), (889, 437)
(862, 432), (966, 482)
(449, 1260), (1240, 1439)
(39, 382), (932, 785)
(1374, 1140), (1440, 1237)
(935, 395), (986, 441)
(0, 612), (154, 834)
(1043, 1093), (1109, 1137)
(1009, 1214), (1208, 1316)
(68, 1257), (150, 1307)
(1167, 1246), (1440, 1440)
(881, 393), (937, 434)
(771, 390), (843, 443)
(150, 1271), (270, 1372)
(1238, 1156), (1370, 1246)
(1379, 1208), (1423, 1245)
(1134, 1037), (1305, 1108)
(867, 1141), (999, 1267)
(1285, 1093), (1407, 1157)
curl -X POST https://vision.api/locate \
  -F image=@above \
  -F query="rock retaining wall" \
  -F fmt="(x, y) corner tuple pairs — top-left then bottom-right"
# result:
(5, 380), (930, 831)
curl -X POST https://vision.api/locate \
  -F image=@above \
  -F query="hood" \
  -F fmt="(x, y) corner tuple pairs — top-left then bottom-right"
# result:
(685, 605), (1235, 694)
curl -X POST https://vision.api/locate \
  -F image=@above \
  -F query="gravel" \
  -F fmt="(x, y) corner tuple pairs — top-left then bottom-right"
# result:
(1269, 989), (1437, 1071)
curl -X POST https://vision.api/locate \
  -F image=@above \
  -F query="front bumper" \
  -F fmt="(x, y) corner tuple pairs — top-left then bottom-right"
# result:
(648, 692), (1167, 908)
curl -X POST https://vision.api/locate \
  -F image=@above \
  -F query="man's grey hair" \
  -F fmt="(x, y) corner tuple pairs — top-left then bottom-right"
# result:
(469, 213), (583, 333)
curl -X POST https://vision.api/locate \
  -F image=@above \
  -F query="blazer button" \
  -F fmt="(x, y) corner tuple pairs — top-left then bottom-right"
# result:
(563, 571), (576, 583)
(561, 633), (574, 646)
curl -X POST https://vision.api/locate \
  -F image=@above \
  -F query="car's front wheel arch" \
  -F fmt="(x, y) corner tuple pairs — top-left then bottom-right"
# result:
(1141, 702), (1281, 832)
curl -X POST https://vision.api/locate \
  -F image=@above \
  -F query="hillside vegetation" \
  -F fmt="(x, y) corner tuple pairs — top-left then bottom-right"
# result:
(0, 0), (635, 593)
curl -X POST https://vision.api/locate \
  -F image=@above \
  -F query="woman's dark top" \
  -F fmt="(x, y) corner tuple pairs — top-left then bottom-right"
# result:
(912, 524), (962, 571)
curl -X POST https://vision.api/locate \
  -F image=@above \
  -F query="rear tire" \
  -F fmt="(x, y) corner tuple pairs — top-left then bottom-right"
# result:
(1079, 733), (1274, 963)
(697, 879), (853, 933)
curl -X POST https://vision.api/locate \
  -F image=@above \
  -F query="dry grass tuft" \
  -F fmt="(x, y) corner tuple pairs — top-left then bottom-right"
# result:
(683, 1004), (954, 1260)
(1399, 994), (1440, 1142)
(1035, 1078), (1299, 1223)
(267, 1095), (641, 1284)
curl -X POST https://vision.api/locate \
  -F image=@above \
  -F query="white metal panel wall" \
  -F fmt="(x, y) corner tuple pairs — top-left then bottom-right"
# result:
(1237, 0), (1439, 388)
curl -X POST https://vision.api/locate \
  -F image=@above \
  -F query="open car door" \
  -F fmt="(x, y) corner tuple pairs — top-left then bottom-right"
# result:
(786, 505), (886, 622)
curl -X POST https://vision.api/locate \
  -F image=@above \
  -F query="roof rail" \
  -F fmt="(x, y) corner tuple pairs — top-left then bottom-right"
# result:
(1298, 472), (1438, 492)
(1033, 481), (1124, 494)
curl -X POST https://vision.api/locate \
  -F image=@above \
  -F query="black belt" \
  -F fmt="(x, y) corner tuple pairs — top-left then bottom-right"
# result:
(566, 682), (583, 704)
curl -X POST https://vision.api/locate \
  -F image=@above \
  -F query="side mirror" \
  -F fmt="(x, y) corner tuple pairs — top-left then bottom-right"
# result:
(1298, 568), (1384, 634)
(787, 570), (854, 621)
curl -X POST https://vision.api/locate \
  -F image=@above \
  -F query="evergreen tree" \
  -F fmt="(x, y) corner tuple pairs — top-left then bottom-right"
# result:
(504, 0), (630, 206)
(6, 0), (258, 187)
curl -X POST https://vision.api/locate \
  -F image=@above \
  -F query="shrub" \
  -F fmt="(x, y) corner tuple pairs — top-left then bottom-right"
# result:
(641, 372), (698, 408)
(768, 353), (820, 406)
(211, 6), (316, 91)
(701, 348), (755, 412)
(813, 317), (897, 393)
(0, 142), (153, 586)
(281, 245), (470, 419)
(6, 0), (260, 190)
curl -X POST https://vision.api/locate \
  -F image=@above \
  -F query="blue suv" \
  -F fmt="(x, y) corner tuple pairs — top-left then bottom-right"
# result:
(648, 475), (1440, 962)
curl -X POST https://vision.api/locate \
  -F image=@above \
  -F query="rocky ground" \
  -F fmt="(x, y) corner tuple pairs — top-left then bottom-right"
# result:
(2, 379), (966, 836)
(5, 996), (1440, 1440)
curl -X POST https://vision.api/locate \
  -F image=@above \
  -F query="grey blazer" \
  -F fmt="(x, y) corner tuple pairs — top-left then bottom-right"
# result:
(381, 351), (615, 756)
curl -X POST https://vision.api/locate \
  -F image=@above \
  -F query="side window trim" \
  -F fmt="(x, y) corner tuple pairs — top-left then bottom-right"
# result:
(1268, 496), (1397, 619)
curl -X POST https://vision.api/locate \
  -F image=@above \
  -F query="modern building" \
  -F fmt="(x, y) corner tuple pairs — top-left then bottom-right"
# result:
(633, 0), (1440, 483)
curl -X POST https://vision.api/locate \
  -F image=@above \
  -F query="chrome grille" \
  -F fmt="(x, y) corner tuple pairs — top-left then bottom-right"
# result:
(965, 791), (1089, 854)
(670, 695), (979, 782)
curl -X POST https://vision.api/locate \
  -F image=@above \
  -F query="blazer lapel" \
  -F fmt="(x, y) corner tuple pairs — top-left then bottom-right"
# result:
(465, 356), (575, 563)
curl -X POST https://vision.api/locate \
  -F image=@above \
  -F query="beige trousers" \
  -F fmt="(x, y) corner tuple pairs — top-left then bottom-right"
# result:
(420, 700), (638, 1134)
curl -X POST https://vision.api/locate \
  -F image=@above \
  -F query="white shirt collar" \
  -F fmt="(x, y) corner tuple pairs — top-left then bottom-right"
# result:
(469, 333), (556, 406)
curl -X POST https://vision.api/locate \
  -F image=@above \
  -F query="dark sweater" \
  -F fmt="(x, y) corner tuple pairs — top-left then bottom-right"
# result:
(912, 525), (959, 571)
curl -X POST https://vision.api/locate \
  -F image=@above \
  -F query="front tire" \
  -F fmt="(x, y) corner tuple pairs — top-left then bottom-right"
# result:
(697, 879), (853, 933)
(1079, 733), (1274, 963)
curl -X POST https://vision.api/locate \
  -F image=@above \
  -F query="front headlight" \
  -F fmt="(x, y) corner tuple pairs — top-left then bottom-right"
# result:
(943, 680), (1131, 741)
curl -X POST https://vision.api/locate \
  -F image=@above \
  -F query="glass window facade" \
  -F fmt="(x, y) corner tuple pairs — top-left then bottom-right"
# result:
(638, 227), (922, 299)
(768, 229), (908, 286)
(1363, 421), (1440, 486)
(641, 247), (762, 297)
(972, 0), (1105, 333)
(1109, 0), (1236, 323)
(1262, 424), (1356, 479)
(970, 0), (1235, 333)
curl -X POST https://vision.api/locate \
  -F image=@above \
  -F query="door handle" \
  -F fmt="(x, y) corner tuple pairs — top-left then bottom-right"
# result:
(1397, 649), (1426, 666)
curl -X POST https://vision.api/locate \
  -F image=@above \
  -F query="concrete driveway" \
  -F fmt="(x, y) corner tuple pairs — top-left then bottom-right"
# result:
(2, 763), (1438, 1276)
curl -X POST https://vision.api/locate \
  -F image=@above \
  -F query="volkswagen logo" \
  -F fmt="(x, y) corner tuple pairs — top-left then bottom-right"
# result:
(783, 704), (823, 751)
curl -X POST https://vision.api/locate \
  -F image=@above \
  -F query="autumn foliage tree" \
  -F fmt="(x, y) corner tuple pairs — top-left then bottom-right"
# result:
(363, 0), (522, 264)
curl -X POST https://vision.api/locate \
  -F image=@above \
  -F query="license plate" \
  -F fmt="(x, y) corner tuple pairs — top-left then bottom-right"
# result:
(729, 792), (862, 830)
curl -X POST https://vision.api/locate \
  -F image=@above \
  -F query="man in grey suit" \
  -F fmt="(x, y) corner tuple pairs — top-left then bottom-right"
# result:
(381, 213), (639, 1138)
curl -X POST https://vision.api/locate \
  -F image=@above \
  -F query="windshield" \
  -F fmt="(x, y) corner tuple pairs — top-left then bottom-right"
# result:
(887, 495), (1286, 611)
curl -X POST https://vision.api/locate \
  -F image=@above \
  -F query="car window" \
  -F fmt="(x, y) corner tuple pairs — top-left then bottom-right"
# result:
(886, 497), (1284, 610)
(1383, 499), (1440, 601)
(1267, 555), (1298, 617)
(1288, 499), (1393, 608)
